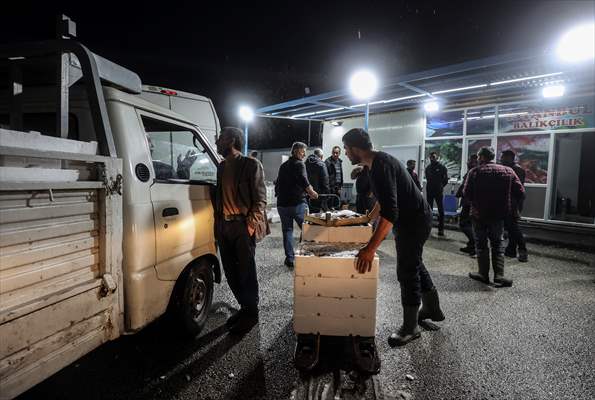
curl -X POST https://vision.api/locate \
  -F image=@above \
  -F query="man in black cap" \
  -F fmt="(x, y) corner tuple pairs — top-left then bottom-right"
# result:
(501, 150), (528, 262)
(424, 152), (449, 236)
(342, 128), (445, 347)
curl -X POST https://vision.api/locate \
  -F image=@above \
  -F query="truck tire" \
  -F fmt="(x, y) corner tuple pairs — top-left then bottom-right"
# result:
(174, 259), (214, 337)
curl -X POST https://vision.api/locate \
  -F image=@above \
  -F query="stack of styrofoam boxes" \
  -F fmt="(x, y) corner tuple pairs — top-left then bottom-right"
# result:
(0, 129), (97, 182)
(293, 223), (379, 337)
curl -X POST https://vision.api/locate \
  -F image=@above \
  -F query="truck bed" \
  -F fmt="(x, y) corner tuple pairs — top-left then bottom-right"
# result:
(0, 137), (123, 399)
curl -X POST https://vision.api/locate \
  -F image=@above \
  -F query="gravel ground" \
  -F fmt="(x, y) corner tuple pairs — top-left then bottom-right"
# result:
(18, 224), (595, 400)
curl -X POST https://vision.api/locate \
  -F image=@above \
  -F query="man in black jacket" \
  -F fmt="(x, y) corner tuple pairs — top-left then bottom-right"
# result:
(325, 146), (344, 198)
(343, 128), (445, 347)
(276, 142), (319, 268)
(305, 148), (330, 212)
(424, 152), (449, 236)
(501, 150), (528, 262)
(214, 127), (268, 334)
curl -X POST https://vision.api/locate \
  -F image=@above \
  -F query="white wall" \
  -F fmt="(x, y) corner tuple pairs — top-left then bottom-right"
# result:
(321, 108), (426, 188)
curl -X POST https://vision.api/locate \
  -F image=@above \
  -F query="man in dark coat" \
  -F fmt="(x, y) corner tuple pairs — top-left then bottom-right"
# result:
(463, 147), (525, 287)
(214, 127), (268, 334)
(325, 146), (344, 198)
(456, 154), (478, 256)
(501, 150), (528, 262)
(424, 152), (449, 236)
(406, 160), (422, 191)
(305, 148), (330, 212)
(343, 128), (445, 347)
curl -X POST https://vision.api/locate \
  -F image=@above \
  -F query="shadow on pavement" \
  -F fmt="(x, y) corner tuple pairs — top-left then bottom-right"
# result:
(18, 302), (240, 400)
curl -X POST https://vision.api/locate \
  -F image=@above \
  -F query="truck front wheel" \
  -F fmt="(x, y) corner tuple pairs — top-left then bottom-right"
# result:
(174, 259), (214, 337)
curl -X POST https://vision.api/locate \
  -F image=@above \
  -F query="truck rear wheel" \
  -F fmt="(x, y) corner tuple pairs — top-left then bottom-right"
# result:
(175, 260), (214, 337)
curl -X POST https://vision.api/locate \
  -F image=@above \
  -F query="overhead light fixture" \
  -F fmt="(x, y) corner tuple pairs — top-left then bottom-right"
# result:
(542, 84), (565, 98)
(431, 83), (487, 95)
(424, 101), (440, 113)
(238, 105), (254, 122)
(556, 23), (595, 63)
(349, 70), (379, 100)
(490, 72), (563, 86)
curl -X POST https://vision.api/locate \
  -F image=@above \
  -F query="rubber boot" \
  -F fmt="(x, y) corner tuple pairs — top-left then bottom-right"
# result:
(418, 287), (445, 322)
(469, 250), (490, 284)
(518, 249), (528, 263)
(388, 306), (421, 347)
(493, 249), (513, 287)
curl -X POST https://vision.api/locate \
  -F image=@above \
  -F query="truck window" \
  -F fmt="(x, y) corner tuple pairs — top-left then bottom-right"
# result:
(140, 115), (217, 184)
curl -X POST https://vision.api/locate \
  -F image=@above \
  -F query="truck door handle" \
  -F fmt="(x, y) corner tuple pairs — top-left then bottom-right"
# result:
(162, 207), (179, 217)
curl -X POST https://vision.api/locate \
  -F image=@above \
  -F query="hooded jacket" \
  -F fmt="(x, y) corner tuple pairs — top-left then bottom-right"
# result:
(306, 154), (330, 195)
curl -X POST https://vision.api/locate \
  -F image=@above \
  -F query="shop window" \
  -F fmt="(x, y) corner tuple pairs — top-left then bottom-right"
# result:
(467, 138), (492, 159)
(424, 139), (462, 179)
(496, 134), (550, 184)
(550, 131), (595, 224)
(523, 187), (546, 219)
(466, 107), (495, 135)
(498, 97), (594, 134)
(141, 116), (217, 184)
(426, 110), (464, 138)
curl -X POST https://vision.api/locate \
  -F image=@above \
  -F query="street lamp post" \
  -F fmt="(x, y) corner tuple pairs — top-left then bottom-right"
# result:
(349, 70), (378, 132)
(238, 105), (254, 156)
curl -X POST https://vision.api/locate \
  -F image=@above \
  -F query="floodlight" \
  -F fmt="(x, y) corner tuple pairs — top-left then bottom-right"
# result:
(349, 70), (379, 100)
(556, 23), (595, 62)
(424, 101), (440, 113)
(239, 105), (254, 122)
(542, 84), (565, 98)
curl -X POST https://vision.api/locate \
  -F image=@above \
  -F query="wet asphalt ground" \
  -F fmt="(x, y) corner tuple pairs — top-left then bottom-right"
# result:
(18, 223), (595, 400)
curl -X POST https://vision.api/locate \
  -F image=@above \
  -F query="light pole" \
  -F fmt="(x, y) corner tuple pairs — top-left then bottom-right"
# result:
(238, 105), (254, 155)
(349, 70), (378, 131)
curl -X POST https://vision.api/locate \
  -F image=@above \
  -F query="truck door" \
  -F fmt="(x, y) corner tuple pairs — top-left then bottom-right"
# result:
(139, 114), (218, 280)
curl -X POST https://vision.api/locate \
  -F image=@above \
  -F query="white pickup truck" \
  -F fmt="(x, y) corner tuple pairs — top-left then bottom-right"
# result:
(0, 39), (222, 399)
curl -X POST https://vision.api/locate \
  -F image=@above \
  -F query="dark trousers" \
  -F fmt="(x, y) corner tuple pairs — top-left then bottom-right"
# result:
(393, 210), (434, 306)
(278, 202), (307, 262)
(426, 191), (444, 231)
(504, 215), (526, 254)
(472, 218), (504, 275)
(459, 204), (475, 248)
(217, 219), (259, 314)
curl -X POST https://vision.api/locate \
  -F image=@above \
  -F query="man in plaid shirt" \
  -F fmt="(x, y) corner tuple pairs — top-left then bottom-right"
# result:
(463, 147), (525, 287)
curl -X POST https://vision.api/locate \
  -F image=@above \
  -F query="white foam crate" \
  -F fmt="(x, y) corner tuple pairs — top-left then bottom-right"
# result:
(293, 243), (379, 337)
(302, 223), (372, 243)
(0, 129), (97, 155)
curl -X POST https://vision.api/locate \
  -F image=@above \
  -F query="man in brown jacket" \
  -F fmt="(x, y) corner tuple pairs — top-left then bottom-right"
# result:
(215, 127), (268, 334)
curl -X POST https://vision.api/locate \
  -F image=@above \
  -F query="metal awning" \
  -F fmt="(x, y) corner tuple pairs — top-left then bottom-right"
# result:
(256, 49), (595, 121)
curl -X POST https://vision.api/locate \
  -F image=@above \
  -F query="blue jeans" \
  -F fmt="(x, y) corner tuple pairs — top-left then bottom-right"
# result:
(277, 203), (307, 262)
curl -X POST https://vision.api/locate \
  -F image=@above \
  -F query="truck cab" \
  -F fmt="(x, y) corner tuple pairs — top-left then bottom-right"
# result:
(0, 39), (221, 398)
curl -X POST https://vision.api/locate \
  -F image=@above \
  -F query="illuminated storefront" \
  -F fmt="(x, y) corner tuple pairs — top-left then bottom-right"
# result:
(425, 95), (594, 225)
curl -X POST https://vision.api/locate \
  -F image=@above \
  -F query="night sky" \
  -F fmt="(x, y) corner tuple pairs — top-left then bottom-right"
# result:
(3, 1), (594, 148)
